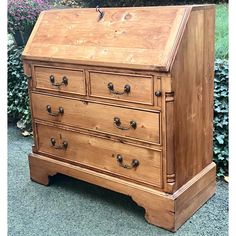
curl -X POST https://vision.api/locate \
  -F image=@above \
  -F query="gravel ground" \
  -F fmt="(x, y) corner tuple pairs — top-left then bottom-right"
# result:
(8, 124), (228, 236)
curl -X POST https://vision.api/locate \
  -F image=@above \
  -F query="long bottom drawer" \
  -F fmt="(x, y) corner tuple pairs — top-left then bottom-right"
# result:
(35, 123), (162, 188)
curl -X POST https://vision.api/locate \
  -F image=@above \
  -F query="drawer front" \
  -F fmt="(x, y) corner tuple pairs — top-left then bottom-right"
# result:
(36, 124), (162, 188)
(89, 70), (154, 105)
(34, 66), (86, 95)
(31, 93), (161, 144)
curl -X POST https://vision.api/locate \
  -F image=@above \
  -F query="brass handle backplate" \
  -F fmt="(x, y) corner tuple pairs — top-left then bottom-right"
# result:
(113, 117), (136, 130)
(116, 154), (139, 169)
(50, 137), (68, 150)
(107, 82), (130, 95)
(49, 75), (68, 87)
(46, 105), (64, 117)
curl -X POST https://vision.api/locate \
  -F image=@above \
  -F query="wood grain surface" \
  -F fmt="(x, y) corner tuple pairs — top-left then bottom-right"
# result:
(24, 4), (216, 232)
(31, 92), (161, 144)
(171, 6), (215, 190)
(34, 66), (86, 95)
(22, 6), (191, 71)
(35, 123), (163, 188)
(89, 70), (154, 105)
(29, 153), (215, 232)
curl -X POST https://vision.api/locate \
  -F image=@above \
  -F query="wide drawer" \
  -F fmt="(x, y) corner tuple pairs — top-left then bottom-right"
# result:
(88, 70), (154, 105)
(36, 123), (162, 188)
(34, 66), (86, 95)
(31, 93), (161, 144)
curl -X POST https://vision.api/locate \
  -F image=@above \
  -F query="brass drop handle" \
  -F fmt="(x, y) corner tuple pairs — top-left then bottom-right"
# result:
(50, 137), (68, 150)
(113, 117), (137, 130)
(46, 105), (64, 117)
(107, 82), (131, 95)
(116, 154), (139, 169)
(49, 75), (68, 87)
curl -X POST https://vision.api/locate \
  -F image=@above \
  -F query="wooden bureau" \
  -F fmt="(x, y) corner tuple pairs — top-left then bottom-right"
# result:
(22, 5), (216, 231)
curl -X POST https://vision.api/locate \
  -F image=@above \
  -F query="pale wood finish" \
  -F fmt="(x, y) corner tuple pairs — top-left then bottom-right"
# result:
(34, 66), (86, 95)
(23, 63), (32, 77)
(23, 5), (216, 232)
(170, 6), (215, 190)
(22, 7), (191, 71)
(31, 92), (161, 144)
(35, 123), (162, 188)
(89, 70), (154, 105)
(165, 92), (175, 189)
(174, 162), (216, 231)
(159, 76), (173, 193)
(28, 61), (164, 110)
(35, 119), (161, 151)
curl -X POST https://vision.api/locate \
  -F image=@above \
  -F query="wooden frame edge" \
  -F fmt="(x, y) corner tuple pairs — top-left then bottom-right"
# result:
(28, 153), (216, 232)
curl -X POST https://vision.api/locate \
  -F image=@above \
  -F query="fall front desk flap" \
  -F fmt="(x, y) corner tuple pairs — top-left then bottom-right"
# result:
(22, 6), (192, 72)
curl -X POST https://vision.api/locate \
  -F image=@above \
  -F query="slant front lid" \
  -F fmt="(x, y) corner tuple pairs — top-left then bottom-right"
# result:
(22, 6), (191, 71)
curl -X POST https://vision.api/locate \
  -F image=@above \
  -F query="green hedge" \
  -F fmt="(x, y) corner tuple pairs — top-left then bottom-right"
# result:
(213, 59), (228, 176)
(8, 46), (31, 130)
(7, 46), (228, 176)
(215, 4), (228, 59)
(58, 0), (228, 8)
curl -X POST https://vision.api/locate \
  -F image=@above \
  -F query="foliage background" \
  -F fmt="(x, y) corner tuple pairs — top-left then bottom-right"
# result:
(213, 59), (228, 176)
(215, 4), (228, 59)
(7, 1), (228, 176)
(8, 46), (31, 130)
(59, 0), (228, 7)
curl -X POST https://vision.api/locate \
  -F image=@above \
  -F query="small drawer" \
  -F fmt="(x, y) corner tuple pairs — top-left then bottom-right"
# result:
(34, 66), (86, 95)
(36, 124), (162, 188)
(31, 93), (161, 144)
(89, 70), (154, 105)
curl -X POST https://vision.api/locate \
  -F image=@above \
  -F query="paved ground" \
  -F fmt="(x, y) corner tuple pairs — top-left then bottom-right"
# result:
(8, 124), (228, 236)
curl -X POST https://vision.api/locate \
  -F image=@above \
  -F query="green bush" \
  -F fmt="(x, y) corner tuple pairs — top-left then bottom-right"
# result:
(8, 46), (31, 130)
(213, 59), (228, 176)
(59, 0), (228, 7)
(215, 4), (228, 59)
